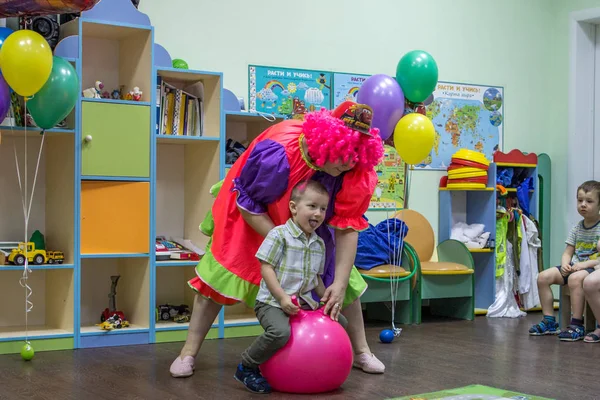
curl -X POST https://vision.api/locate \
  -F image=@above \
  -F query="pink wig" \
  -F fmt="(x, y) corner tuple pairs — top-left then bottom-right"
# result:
(302, 108), (384, 170)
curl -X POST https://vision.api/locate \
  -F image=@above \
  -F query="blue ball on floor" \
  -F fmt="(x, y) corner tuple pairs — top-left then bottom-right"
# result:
(379, 329), (395, 343)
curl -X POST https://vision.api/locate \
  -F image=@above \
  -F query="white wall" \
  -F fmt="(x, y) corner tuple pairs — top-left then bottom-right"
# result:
(140, 0), (565, 260)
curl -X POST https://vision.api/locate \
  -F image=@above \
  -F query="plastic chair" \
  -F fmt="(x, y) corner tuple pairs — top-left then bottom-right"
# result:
(393, 209), (475, 323)
(359, 242), (419, 324)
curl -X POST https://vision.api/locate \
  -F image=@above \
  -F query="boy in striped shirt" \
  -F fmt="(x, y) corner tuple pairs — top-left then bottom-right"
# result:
(529, 180), (600, 340)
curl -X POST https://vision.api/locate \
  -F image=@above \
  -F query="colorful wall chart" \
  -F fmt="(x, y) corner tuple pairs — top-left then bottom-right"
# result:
(370, 145), (406, 210)
(421, 81), (503, 170)
(248, 65), (332, 119)
(332, 72), (370, 108)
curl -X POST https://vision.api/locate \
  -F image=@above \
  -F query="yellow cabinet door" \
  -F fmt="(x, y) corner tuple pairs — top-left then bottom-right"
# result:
(81, 181), (149, 254)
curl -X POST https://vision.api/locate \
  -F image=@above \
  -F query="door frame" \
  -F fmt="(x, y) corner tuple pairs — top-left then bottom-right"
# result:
(569, 8), (600, 227)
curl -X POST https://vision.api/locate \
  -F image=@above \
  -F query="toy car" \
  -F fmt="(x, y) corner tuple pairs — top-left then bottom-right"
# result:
(156, 304), (190, 321)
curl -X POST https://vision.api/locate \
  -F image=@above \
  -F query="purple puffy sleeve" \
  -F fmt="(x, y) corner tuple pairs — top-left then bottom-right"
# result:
(232, 139), (290, 214)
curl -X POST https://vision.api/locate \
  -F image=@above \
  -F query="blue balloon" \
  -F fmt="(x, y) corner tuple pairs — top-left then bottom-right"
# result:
(0, 27), (14, 49)
(379, 329), (395, 343)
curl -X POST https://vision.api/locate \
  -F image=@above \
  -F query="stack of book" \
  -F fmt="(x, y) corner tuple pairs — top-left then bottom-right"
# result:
(156, 77), (204, 136)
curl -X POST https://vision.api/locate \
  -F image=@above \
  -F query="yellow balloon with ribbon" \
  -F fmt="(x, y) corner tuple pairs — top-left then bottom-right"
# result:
(0, 30), (53, 97)
(393, 113), (436, 165)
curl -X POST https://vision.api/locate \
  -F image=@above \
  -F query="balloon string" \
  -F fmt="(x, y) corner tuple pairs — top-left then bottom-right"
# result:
(10, 99), (43, 342)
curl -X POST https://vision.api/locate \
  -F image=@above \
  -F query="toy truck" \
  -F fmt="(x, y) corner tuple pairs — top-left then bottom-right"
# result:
(8, 242), (47, 265)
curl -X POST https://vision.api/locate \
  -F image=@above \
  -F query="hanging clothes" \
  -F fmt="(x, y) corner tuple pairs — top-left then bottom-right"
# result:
(355, 218), (409, 270)
(487, 241), (526, 318)
(495, 213), (509, 278)
(519, 214), (542, 310)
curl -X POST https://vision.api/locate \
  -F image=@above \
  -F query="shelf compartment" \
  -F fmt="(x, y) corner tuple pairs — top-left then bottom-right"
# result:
(155, 266), (209, 331)
(0, 134), (75, 265)
(80, 181), (150, 255)
(224, 302), (258, 326)
(80, 258), (150, 337)
(0, 269), (74, 341)
(156, 141), (220, 252)
(76, 20), (152, 103)
(157, 69), (221, 139)
(225, 111), (283, 149)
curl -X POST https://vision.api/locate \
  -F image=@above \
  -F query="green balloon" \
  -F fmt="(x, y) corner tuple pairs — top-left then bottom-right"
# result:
(172, 59), (189, 69)
(396, 50), (438, 103)
(28, 56), (79, 130)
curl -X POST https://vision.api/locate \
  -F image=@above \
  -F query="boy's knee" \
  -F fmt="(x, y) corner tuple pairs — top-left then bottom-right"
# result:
(568, 274), (585, 289)
(269, 324), (291, 348)
(584, 275), (600, 294)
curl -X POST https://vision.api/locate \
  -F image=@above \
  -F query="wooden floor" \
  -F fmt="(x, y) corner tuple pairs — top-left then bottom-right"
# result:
(1, 312), (599, 399)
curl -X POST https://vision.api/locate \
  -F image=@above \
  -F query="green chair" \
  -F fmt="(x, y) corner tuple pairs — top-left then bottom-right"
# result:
(394, 209), (475, 323)
(359, 242), (419, 324)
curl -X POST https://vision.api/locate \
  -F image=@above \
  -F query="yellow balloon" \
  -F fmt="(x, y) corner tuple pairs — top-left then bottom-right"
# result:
(393, 113), (435, 165)
(0, 30), (52, 97)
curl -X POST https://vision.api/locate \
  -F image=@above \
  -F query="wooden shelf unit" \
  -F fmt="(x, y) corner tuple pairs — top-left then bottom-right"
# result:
(438, 160), (540, 312)
(0, 3), (267, 353)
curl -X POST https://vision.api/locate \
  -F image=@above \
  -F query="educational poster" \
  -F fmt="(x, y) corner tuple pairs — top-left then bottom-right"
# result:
(248, 65), (332, 119)
(420, 81), (504, 170)
(370, 145), (406, 210)
(332, 73), (370, 108)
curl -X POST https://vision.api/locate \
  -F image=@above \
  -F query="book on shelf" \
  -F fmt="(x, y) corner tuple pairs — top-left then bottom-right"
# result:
(156, 77), (203, 137)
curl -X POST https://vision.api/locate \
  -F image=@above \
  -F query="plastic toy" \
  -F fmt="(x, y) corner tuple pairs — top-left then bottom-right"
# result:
(8, 242), (64, 265)
(96, 314), (130, 330)
(130, 86), (142, 101)
(260, 296), (353, 394)
(99, 275), (129, 326)
(379, 329), (395, 343)
(156, 303), (190, 322)
(82, 80), (103, 98)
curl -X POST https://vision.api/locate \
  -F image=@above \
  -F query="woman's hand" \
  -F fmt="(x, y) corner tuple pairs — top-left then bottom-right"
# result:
(321, 281), (346, 321)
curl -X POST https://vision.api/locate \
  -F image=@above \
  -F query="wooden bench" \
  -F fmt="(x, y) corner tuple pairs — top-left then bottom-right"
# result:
(559, 285), (596, 331)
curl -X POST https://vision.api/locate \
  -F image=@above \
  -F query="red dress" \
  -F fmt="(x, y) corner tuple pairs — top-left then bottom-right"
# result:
(188, 119), (377, 307)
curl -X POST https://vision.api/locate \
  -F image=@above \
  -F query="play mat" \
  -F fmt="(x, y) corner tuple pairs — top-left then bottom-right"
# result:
(389, 384), (553, 400)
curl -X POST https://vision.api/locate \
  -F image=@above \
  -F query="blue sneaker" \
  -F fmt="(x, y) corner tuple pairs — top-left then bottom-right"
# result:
(529, 319), (560, 335)
(234, 363), (271, 394)
(558, 324), (585, 341)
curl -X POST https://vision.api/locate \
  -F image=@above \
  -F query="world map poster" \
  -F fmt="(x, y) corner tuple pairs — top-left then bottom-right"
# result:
(421, 82), (504, 170)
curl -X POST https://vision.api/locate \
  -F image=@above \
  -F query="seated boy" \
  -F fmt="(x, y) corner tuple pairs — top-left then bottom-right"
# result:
(529, 180), (600, 340)
(234, 180), (348, 394)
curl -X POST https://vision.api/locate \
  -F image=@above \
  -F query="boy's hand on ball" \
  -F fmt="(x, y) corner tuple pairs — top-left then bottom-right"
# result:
(281, 296), (300, 315)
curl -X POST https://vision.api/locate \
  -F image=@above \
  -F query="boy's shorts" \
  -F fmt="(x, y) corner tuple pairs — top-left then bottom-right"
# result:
(556, 265), (595, 285)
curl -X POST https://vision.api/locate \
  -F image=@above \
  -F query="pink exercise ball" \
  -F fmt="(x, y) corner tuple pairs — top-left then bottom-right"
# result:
(260, 296), (353, 394)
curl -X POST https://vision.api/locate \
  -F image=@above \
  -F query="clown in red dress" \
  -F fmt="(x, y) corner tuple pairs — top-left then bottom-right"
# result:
(171, 101), (387, 378)
(188, 102), (384, 307)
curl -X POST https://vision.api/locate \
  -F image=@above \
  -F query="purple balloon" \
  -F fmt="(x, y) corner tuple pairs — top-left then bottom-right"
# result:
(0, 74), (10, 124)
(357, 74), (405, 140)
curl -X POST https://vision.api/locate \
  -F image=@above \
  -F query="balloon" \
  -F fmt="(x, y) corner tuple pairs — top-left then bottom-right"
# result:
(172, 59), (189, 69)
(0, 30), (53, 97)
(393, 113), (436, 165)
(260, 297), (353, 394)
(28, 57), (79, 130)
(0, 27), (13, 49)
(396, 50), (439, 103)
(0, 74), (10, 123)
(356, 74), (405, 141)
